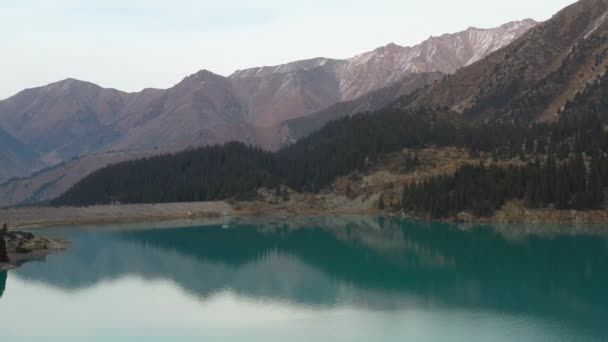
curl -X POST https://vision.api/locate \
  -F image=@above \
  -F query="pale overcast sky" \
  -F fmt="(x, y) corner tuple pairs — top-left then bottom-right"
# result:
(1, 0), (577, 99)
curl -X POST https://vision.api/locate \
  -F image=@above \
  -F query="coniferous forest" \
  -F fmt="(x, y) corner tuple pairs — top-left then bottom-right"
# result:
(54, 73), (608, 218)
(402, 152), (608, 218)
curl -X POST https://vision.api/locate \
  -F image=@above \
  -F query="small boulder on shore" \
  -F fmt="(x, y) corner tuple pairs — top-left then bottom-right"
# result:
(454, 211), (474, 223)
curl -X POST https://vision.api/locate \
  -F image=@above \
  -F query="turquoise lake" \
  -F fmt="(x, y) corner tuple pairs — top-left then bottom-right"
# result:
(1, 216), (607, 341)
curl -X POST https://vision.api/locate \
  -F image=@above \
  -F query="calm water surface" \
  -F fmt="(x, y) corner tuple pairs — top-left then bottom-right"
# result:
(1, 216), (607, 341)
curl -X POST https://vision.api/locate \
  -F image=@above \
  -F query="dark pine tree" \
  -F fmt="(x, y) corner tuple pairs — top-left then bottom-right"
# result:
(0, 228), (8, 263)
(378, 195), (386, 210)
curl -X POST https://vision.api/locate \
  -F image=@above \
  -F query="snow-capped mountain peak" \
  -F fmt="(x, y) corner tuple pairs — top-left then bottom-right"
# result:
(229, 19), (537, 101)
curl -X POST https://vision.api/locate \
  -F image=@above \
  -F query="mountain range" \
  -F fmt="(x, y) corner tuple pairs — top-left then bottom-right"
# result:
(0, 19), (538, 207)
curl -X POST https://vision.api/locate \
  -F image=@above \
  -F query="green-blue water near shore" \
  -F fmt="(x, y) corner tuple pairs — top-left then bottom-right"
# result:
(1, 216), (607, 341)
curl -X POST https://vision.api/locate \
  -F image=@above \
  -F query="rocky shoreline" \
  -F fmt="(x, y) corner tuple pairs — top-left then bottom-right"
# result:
(2, 190), (608, 239)
(1, 202), (233, 229)
(0, 224), (70, 270)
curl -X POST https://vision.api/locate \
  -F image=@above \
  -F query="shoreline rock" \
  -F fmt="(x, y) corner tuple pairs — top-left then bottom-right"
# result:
(0, 225), (70, 270)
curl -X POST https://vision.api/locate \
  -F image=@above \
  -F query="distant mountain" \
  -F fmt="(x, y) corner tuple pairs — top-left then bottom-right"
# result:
(0, 79), (129, 165)
(108, 70), (256, 152)
(230, 58), (347, 126)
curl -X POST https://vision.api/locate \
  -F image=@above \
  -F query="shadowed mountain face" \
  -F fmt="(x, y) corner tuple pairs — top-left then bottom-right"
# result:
(0, 150), (153, 207)
(0, 127), (41, 183)
(11, 216), (608, 333)
(280, 72), (445, 143)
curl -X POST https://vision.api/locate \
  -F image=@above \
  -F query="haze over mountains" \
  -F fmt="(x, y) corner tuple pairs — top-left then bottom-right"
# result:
(0, 19), (537, 207)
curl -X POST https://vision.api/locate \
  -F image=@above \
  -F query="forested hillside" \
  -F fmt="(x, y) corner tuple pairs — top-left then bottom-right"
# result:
(53, 143), (278, 205)
(404, 72), (608, 217)
(54, 75), (608, 213)
(54, 107), (458, 205)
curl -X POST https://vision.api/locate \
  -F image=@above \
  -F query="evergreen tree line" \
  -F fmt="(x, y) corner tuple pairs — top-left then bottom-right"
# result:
(55, 108), (466, 205)
(54, 143), (280, 205)
(402, 151), (608, 218)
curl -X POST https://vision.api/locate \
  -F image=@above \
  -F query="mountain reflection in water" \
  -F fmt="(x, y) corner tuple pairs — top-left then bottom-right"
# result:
(5, 216), (608, 337)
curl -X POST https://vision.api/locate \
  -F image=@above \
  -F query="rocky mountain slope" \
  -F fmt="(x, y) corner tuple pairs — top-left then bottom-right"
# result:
(338, 19), (537, 100)
(108, 70), (257, 152)
(0, 79), (129, 165)
(281, 72), (444, 143)
(273, 20), (537, 143)
(233, 19), (537, 103)
(403, 0), (608, 124)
